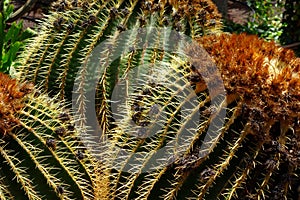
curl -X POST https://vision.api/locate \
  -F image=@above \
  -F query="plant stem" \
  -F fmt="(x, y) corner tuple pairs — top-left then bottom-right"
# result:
(7, 0), (38, 22)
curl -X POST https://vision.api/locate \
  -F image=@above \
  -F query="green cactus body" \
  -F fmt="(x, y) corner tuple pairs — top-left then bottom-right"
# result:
(0, 73), (96, 199)
(99, 33), (299, 199)
(14, 0), (222, 143)
(11, 0), (300, 199)
(16, 0), (221, 96)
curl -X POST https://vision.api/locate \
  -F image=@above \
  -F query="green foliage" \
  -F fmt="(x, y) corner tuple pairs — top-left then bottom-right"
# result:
(0, 0), (35, 74)
(223, 0), (286, 42)
(280, 0), (300, 55)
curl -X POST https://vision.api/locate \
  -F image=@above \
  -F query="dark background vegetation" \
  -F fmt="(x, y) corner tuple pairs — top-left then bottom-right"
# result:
(215, 0), (300, 55)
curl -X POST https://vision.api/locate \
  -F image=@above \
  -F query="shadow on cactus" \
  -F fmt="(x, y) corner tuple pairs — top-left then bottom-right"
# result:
(10, 0), (300, 199)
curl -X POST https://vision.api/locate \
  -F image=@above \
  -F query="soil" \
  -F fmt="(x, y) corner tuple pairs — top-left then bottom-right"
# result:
(10, 0), (55, 29)
(227, 0), (253, 25)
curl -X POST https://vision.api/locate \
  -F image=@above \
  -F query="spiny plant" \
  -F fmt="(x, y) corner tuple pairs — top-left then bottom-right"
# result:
(11, 0), (222, 199)
(0, 72), (98, 200)
(99, 33), (299, 199)
(13, 0), (223, 158)
(15, 0), (222, 99)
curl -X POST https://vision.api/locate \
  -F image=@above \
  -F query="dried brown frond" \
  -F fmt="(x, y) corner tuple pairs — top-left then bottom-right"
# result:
(185, 33), (299, 138)
(0, 73), (34, 136)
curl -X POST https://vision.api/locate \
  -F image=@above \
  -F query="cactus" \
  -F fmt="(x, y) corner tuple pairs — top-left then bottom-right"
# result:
(11, 0), (300, 199)
(13, 0), (223, 159)
(15, 0), (222, 97)
(98, 33), (299, 199)
(0, 72), (98, 199)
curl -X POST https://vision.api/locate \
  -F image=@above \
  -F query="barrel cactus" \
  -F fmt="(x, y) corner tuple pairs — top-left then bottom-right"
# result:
(14, 0), (222, 142)
(10, 0), (300, 199)
(0, 72), (98, 199)
(15, 0), (222, 98)
(100, 33), (299, 199)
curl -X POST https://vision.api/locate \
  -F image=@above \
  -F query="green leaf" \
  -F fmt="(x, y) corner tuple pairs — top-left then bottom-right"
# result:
(1, 41), (22, 73)
(18, 27), (36, 41)
(3, 4), (13, 21)
(2, 51), (9, 64)
(8, 41), (22, 62)
(4, 21), (22, 44)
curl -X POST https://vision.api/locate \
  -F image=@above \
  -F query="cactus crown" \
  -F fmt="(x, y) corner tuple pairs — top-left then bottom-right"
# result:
(196, 33), (300, 120)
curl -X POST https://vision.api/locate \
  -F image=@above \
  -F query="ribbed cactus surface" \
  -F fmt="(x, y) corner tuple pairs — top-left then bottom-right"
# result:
(15, 0), (222, 141)
(0, 73), (96, 199)
(16, 0), (222, 98)
(99, 33), (299, 199)
(11, 0), (300, 199)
